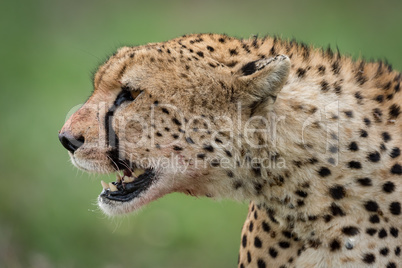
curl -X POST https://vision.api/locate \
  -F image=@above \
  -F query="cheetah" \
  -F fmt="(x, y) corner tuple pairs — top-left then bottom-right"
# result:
(59, 34), (401, 267)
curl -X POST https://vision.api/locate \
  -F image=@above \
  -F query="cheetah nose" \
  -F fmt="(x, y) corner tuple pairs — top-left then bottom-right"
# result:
(58, 131), (85, 153)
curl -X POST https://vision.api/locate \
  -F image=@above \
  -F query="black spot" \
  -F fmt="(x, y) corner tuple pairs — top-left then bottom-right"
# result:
(173, 146), (182, 151)
(218, 37), (225, 43)
(390, 147), (400, 158)
(229, 48), (238, 56)
(254, 182), (263, 194)
(364, 117), (371, 126)
(329, 145), (338, 153)
(331, 61), (340, 75)
(380, 143), (387, 151)
(349, 142), (358, 151)
(185, 137), (195, 144)
(233, 181), (242, 189)
(382, 181), (395, 193)
(369, 215), (380, 224)
(203, 144), (214, 152)
(373, 108), (383, 122)
(342, 226), (360, 236)
(334, 85), (342, 94)
(278, 241), (290, 249)
(242, 235), (247, 247)
(390, 227), (399, 238)
(257, 259), (266, 268)
(317, 65), (326, 74)
(247, 251), (251, 263)
(391, 164), (402, 174)
(367, 151), (381, 162)
(197, 153), (206, 160)
(320, 80), (329, 91)
(215, 138), (223, 143)
(387, 262), (396, 268)
(224, 150), (232, 157)
(172, 118), (182, 126)
(348, 161), (361, 169)
(254, 237), (262, 248)
(295, 190), (308, 198)
(360, 129), (368, 138)
(282, 230), (292, 239)
(196, 51), (204, 58)
(378, 228), (387, 238)
(210, 159), (220, 167)
(248, 221), (254, 232)
(268, 247), (278, 258)
(380, 247), (389, 256)
(364, 200), (378, 212)
(389, 104), (401, 119)
(330, 203), (345, 216)
(375, 95), (384, 103)
(262, 221), (270, 233)
(227, 171), (234, 177)
(329, 185), (346, 200)
(366, 228), (377, 236)
(356, 177), (372, 186)
(318, 167), (331, 177)
(241, 61), (257, 76)
(344, 110), (353, 118)
(389, 202), (401, 215)
(382, 132), (391, 142)
(206, 46), (214, 52)
(296, 68), (306, 78)
(156, 132), (162, 137)
(329, 239), (341, 251)
(354, 92), (363, 102)
(323, 214), (332, 223)
(395, 246), (401, 256)
(362, 253), (375, 264)
(172, 134), (179, 139)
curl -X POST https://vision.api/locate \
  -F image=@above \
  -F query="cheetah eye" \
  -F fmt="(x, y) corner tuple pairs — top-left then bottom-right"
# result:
(121, 86), (143, 101)
(130, 90), (142, 100)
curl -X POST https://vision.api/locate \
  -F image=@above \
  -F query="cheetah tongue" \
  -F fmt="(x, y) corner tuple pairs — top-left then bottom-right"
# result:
(123, 169), (132, 177)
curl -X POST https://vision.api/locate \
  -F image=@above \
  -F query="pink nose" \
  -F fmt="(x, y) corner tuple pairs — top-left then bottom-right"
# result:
(58, 131), (85, 153)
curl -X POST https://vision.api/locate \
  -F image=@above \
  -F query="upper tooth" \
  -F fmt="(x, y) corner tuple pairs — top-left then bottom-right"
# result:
(134, 169), (145, 177)
(124, 176), (135, 183)
(116, 173), (122, 183)
(101, 180), (109, 190)
(109, 183), (118, 192)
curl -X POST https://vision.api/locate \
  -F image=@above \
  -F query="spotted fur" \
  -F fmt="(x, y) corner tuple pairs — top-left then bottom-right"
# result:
(60, 34), (401, 267)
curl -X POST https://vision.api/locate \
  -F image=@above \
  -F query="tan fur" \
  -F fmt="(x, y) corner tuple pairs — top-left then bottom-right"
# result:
(60, 34), (401, 267)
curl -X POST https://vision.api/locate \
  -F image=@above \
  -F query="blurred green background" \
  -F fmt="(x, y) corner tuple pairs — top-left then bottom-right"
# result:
(1, 0), (401, 267)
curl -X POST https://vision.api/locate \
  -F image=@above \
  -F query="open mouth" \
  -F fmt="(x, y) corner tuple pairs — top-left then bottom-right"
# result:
(99, 167), (156, 202)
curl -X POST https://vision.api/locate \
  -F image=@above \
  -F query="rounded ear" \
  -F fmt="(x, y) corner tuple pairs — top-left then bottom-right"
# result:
(237, 55), (290, 114)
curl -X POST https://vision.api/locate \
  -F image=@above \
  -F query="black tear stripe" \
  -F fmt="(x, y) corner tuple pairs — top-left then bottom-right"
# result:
(105, 90), (134, 168)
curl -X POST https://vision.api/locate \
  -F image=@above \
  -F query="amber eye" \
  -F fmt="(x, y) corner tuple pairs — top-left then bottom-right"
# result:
(131, 90), (142, 100)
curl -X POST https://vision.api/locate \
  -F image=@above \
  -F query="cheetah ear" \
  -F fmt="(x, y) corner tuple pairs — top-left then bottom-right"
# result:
(238, 55), (290, 112)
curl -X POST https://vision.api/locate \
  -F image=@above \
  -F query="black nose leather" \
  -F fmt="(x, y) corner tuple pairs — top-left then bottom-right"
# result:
(58, 132), (85, 153)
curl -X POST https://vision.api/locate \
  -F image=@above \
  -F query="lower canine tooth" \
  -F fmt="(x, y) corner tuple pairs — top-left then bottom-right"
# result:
(101, 180), (109, 190)
(109, 183), (118, 192)
(124, 176), (135, 183)
(134, 169), (145, 177)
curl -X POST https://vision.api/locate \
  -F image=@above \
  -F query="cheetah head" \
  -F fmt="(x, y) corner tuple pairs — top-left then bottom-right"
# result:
(59, 39), (290, 215)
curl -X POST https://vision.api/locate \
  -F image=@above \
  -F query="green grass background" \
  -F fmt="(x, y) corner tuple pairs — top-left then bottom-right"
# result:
(1, 0), (401, 267)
